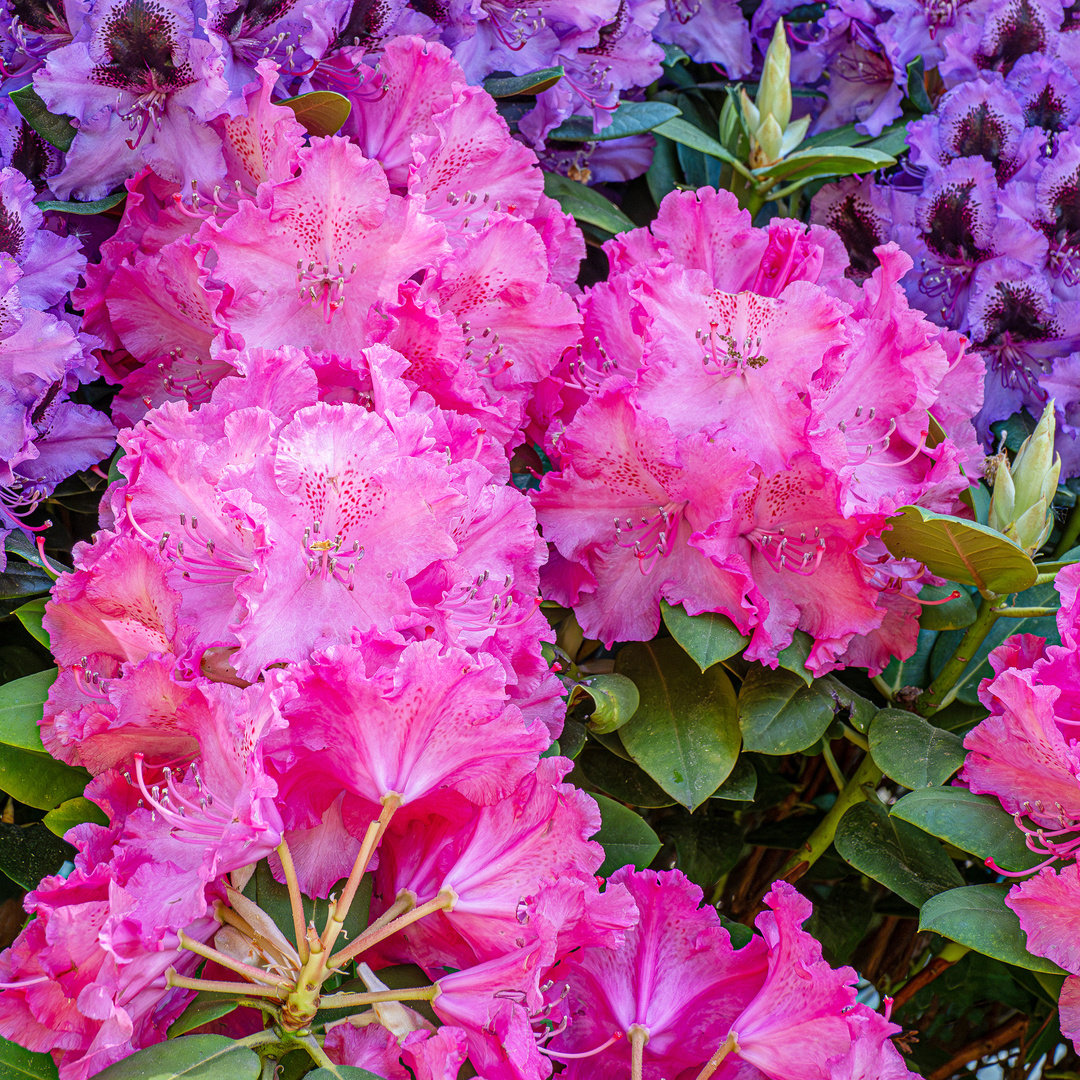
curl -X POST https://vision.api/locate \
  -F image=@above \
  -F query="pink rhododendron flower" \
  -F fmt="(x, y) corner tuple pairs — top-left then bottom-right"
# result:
(961, 563), (1080, 866)
(533, 186), (983, 673)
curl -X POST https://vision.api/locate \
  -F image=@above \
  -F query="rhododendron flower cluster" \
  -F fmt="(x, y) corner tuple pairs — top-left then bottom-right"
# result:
(812, 41), (1080, 470)
(532, 186), (984, 675)
(957, 563), (1080, 1055)
(78, 37), (582, 448)
(0, 165), (115, 560)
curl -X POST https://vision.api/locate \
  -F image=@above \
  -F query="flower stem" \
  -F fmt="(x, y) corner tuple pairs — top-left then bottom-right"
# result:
(295, 1033), (334, 1068)
(276, 838), (309, 965)
(629, 1025), (648, 1080)
(914, 596), (999, 716)
(992, 605), (1059, 618)
(317, 985), (438, 1009)
(320, 795), (401, 962)
(166, 970), (285, 999)
(329, 887), (457, 969)
(776, 751), (882, 881)
(177, 930), (292, 989)
(695, 1032), (738, 1080)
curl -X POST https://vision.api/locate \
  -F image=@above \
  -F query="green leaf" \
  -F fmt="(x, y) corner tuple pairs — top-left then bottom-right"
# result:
(0, 559), (53, 600)
(930, 580), (1060, 705)
(168, 995), (242, 1039)
(36, 192), (126, 215)
(882, 505), (1038, 594)
(542, 172), (635, 234)
(94, 1035), (262, 1079)
(482, 65), (563, 97)
(591, 793), (662, 876)
(868, 708), (966, 788)
(0, 669), (56, 751)
(917, 584), (977, 631)
(819, 675), (877, 734)
(905, 56), (933, 114)
(651, 116), (748, 175)
(13, 597), (49, 648)
(645, 132), (680, 206)
(0, 821), (73, 890)
(834, 799), (964, 907)
(10, 85), (76, 151)
(776, 630), (814, 685)
(755, 144), (897, 185)
(863, 117), (916, 158)
(280, 91), (352, 137)
(43, 795), (108, 837)
(666, 810), (744, 889)
(661, 601), (749, 671)
(891, 788), (1043, 873)
(712, 756), (757, 801)
(881, 627), (938, 694)
(738, 667), (835, 754)
(576, 673), (639, 734)
(920, 884), (1067, 974)
(576, 742), (677, 807)
(615, 639), (742, 811)
(0, 1036), (60, 1080)
(0, 744), (90, 809)
(305, 1067), (385, 1079)
(547, 101), (681, 141)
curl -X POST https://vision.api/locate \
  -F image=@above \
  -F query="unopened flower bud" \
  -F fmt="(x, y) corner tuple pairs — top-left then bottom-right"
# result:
(756, 20), (792, 132)
(988, 401), (1061, 553)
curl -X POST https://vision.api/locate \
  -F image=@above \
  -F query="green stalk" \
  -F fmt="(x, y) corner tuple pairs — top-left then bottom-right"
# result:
(776, 752), (882, 881)
(914, 596), (999, 716)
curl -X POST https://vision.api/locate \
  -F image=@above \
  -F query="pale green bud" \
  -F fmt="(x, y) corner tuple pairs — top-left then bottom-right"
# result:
(756, 19), (792, 132)
(988, 400), (1061, 554)
(754, 113), (784, 167)
(718, 91), (740, 151)
(739, 87), (760, 135)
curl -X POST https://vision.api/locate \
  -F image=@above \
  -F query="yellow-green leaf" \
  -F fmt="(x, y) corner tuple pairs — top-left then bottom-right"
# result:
(281, 91), (351, 137)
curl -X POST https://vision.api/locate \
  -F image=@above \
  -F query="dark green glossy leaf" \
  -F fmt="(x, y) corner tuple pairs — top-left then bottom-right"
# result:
(905, 56), (933, 114)
(548, 101), (681, 141)
(0, 559), (53, 600)
(43, 795), (108, 837)
(755, 144), (896, 185)
(880, 627), (938, 694)
(666, 811), (744, 889)
(738, 667), (835, 754)
(712, 756), (757, 801)
(819, 675), (877, 733)
(652, 116), (747, 172)
(920, 884), (1067, 974)
(891, 788), (1043, 873)
(0, 669), (56, 751)
(542, 172), (635, 234)
(805, 880), (875, 965)
(834, 799), (963, 907)
(645, 132), (680, 205)
(776, 630), (813, 685)
(591, 793), (662, 876)
(882, 505), (1038, 594)
(863, 117), (916, 157)
(577, 673), (639, 734)
(483, 65), (563, 97)
(917, 584), (977, 631)
(10, 85), (75, 151)
(576, 742), (677, 807)
(868, 708), (966, 789)
(168, 995), (242, 1039)
(0, 744), (90, 809)
(37, 193), (126, 215)
(930, 580), (1060, 705)
(615, 639), (741, 810)
(93, 1034), (261, 1079)
(0, 821), (73, 889)
(661, 600), (749, 671)
(0, 1036), (59, 1079)
(13, 597), (49, 648)
(280, 91), (351, 137)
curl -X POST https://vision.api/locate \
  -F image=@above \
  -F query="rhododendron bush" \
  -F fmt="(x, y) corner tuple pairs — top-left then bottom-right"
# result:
(3, 5), (1080, 1080)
